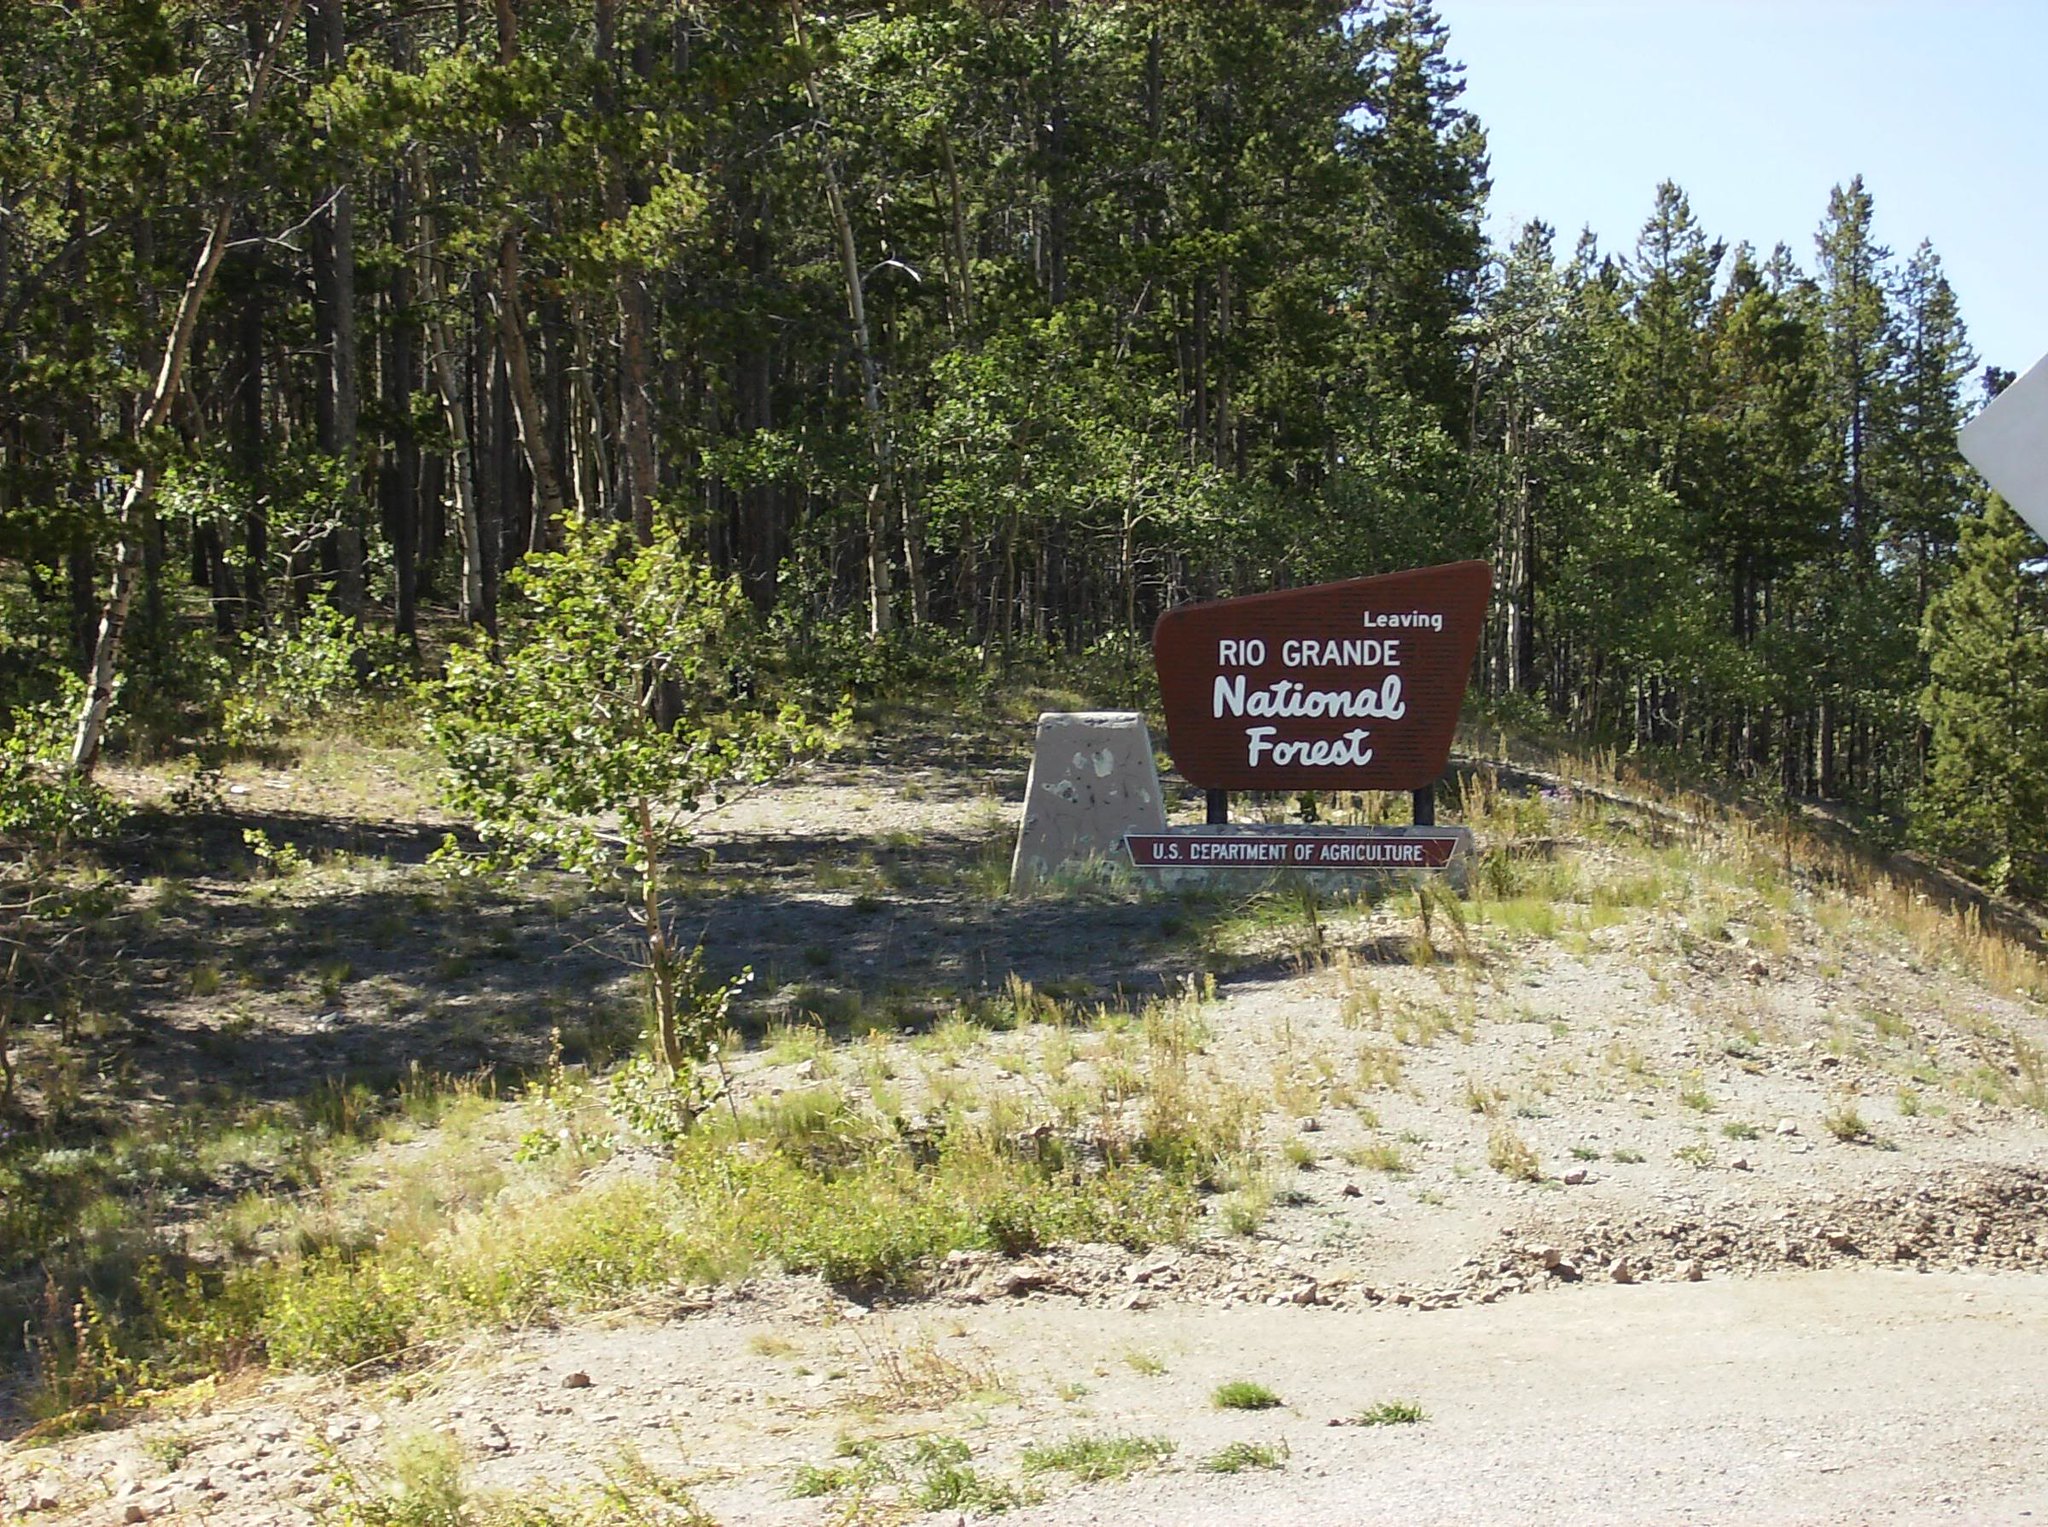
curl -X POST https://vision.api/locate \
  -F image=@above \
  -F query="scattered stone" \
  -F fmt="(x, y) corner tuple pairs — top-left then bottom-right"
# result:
(1562, 1167), (1589, 1186)
(1299, 1116), (1322, 1133)
(1530, 1245), (1562, 1270)
(562, 1371), (593, 1390)
(1824, 1228), (1857, 1252)
(977, 1266), (1051, 1300)
(1776, 1119), (1800, 1137)
(21, 1479), (61, 1513)
(1340, 1182), (1363, 1198)
(1684, 1259), (1705, 1282)
(123, 1505), (153, 1524)
(1731, 1156), (1752, 1171)
(1289, 1280), (1320, 1306)
(1607, 1257), (1634, 1284)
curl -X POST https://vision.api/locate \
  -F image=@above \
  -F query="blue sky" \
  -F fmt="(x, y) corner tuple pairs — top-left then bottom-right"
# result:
(1436, 0), (2048, 381)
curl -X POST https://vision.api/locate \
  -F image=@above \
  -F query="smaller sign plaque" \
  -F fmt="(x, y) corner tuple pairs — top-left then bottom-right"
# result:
(1125, 827), (1467, 871)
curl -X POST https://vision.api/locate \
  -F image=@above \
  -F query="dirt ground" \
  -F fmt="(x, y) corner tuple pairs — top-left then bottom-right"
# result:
(9, 720), (2048, 1524)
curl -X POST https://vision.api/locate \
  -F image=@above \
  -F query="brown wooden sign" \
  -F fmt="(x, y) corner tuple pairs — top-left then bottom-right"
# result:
(1153, 561), (1490, 791)
(1126, 828), (1466, 870)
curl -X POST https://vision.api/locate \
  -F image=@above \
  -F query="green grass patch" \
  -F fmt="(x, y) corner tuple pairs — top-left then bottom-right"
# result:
(1200, 1440), (1288, 1474)
(1020, 1434), (1175, 1482)
(1212, 1379), (1282, 1411)
(1353, 1398), (1427, 1425)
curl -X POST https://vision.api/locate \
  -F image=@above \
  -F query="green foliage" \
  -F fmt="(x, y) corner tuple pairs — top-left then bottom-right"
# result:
(791, 1435), (1021, 1517)
(432, 522), (825, 1091)
(1200, 1441), (1289, 1474)
(0, 687), (125, 848)
(1353, 1399), (1428, 1426)
(1211, 1380), (1282, 1411)
(1020, 1435), (1176, 1482)
(434, 522), (809, 880)
(222, 599), (407, 745)
(1915, 499), (2048, 893)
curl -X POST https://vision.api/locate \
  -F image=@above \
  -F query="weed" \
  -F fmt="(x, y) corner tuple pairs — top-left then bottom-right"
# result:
(1212, 1380), (1282, 1411)
(1720, 1120), (1760, 1140)
(796, 1435), (1028, 1516)
(1486, 1125), (1541, 1182)
(1281, 1137), (1316, 1171)
(1568, 1144), (1601, 1161)
(1356, 1044), (1404, 1090)
(913, 1456), (1022, 1514)
(142, 1430), (198, 1470)
(1674, 1142), (1716, 1170)
(1021, 1434), (1175, 1482)
(1611, 1147), (1646, 1164)
(1343, 1141), (1410, 1175)
(1461, 1076), (1502, 1116)
(1824, 1102), (1872, 1143)
(1679, 1078), (1714, 1113)
(322, 1429), (468, 1526)
(1200, 1440), (1288, 1474)
(1123, 1348), (1167, 1376)
(1218, 1178), (1273, 1237)
(1353, 1399), (1427, 1426)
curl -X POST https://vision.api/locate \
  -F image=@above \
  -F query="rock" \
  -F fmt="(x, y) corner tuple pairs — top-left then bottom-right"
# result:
(124, 1505), (153, 1524)
(1824, 1228), (1857, 1252)
(1289, 1280), (1320, 1306)
(1124, 1254), (1177, 1285)
(1684, 1259), (1704, 1282)
(1562, 1167), (1588, 1186)
(1299, 1116), (1322, 1133)
(562, 1371), (593, 1390)
(976, 1266), (1051, 1300)
(1607, 1257), (1634, 1284)
(254, 1420), (289, 1443)
(1118, 1291), (1150, 1311)
(1730, 1156), (1752, 1171)
(1340, 1182), (1363, 1198)
(1529, 1244), (1563, 1270)
(1775, 1119), (1800, 1137)
(21, 1479), (61, 1512)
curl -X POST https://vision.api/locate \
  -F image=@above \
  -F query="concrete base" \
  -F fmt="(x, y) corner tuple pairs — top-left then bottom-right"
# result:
(1009, 711), (1167, 894)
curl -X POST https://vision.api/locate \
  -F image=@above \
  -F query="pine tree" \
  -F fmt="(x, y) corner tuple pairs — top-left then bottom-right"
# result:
(1917, 498), (2048, 893)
